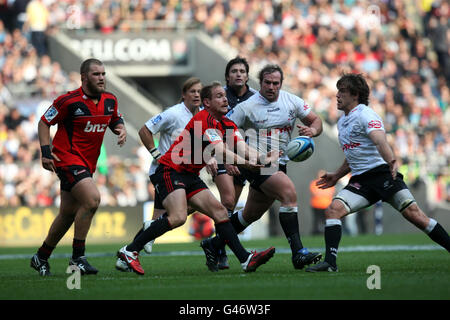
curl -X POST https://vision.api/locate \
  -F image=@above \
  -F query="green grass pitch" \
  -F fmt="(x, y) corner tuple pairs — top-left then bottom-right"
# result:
(1, 233), (449, 301)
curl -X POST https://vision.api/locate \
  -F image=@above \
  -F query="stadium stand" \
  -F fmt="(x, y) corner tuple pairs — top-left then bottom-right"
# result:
(0, 0), (448, 208)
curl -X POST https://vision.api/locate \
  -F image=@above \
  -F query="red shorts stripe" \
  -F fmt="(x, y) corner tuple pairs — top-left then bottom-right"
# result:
(186, 188), (207, 200)
(214, 219), (230, 225)
(163, 166), (173, 192)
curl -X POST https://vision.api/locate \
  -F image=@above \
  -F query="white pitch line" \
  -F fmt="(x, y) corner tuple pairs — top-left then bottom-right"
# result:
(0, 244), (443, 260)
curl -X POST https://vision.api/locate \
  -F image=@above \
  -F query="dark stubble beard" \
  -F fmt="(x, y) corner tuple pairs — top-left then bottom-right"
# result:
(86, 79), (105, 95)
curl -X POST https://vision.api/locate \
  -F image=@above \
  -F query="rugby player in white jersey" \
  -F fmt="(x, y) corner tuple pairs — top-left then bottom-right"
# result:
(203, 64), (324, 270)
(306, 73), (450, 272)
(116, 77), (202, 272)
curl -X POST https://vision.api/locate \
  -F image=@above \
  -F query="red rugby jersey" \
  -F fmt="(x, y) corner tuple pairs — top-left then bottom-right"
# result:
(159, 109), (243, 174)
(41, 87), (124, 174)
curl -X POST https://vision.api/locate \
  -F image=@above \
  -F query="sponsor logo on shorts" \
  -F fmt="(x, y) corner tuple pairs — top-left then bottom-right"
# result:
(174, 180), (185, 187)
(383, 180), (393, 190)
(73, 169), (87, 176)
(349, 182), (361, 190)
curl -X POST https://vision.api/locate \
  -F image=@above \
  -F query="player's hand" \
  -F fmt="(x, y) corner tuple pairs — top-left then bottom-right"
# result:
(225, 164), (240, 176)
(42, 153), (60, 172)
(242, 161), (264, 172)
(206, 157), (218, 176)
(297, 124), (316, 138)
(316, 171), (338, 189)
(389, 159), (398, 180)
(261, 150), (281, 165)
(115, 126), (127, 147)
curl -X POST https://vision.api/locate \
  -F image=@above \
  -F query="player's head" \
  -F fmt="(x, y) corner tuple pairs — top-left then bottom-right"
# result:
(201, 81), (228, 118)
(181, 77), (202, 110)
(336, 73), (370, 106)
(225, 56), (250, 88)
(258, 64), (283, 102)
(80, 58), (106, 95)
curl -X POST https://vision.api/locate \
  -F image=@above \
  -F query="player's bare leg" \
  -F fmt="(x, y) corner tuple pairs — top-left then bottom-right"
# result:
(69, 177), (101, 274)
(190, 190), (275, 272)
(402, 203), (450, 251)
(44, 191), (79, 247)
(31, 191), (79, 276)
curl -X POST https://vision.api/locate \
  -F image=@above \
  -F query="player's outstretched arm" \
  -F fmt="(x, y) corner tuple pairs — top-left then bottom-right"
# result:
(297, 111), (323, 137)
(316, 160), (350, 189)
(214, 141), (263, 171)
(235, 139), (279, 165)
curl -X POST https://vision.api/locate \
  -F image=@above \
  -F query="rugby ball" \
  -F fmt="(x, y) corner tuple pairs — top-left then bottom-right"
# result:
(286, 136), (315, 162)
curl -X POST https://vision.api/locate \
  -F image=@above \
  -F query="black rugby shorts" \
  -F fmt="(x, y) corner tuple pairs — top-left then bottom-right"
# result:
(150, 164), (208, 205)
(344, 164), (408, 204)
(56, 165), (92, 192)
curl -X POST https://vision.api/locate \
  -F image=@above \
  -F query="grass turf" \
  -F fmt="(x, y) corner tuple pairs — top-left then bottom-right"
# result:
(1, 233), (449, 300)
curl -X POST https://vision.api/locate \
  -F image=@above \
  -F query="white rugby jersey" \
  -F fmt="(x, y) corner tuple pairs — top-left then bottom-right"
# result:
(337, 104), (386, 175)
(227, 90), (311, 165)
(145, 102), (195, 175)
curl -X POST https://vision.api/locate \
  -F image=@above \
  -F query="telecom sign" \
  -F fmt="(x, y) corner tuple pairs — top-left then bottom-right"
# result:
(69, 33), (189, 65)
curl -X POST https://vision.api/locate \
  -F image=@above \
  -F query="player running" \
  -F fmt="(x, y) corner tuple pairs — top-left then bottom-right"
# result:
(306, 73), (450, 272)
(31, 58), (126, 276)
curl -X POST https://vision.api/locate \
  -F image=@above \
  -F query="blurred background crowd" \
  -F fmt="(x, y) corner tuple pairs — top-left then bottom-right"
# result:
(0, 0), (448, 209)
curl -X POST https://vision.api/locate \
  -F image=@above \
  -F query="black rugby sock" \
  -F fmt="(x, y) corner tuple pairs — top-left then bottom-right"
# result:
(216, 210), (236, 256)
(324, 224), (342, 267)
(215, 220), (249, 263)
(133, 227), (144, 242)
(37, 241), (55, 261)
(427, 223), (450, 252)
(72, 238), (85, 259)
(127, 215), (171, 252)
(230, 211), (247, 234)
(279, 209), (303, 255)
(212, 211), (247, 254)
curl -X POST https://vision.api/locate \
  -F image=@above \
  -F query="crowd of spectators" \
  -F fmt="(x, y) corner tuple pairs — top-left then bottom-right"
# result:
(0, 0), (448, 207)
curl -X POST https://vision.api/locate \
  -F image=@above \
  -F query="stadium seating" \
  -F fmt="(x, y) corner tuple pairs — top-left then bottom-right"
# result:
(0, 0), (448, 207)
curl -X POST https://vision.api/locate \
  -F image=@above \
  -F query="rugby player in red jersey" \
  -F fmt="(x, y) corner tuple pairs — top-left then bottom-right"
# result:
(116, 82), (277, 275)
(30, 58), (127, 276)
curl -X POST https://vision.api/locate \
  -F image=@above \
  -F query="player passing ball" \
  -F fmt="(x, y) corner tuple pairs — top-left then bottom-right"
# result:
(116, 82), (278, 275)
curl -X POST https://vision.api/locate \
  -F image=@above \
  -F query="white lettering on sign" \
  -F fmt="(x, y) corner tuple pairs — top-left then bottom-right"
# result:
(70, 38), (173, 62)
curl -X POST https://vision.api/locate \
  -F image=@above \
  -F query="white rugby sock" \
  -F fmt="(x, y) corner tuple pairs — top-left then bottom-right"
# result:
(326, 219), (342, 227)
(423, 218), (437, 234)
(237, 209), (249, 227)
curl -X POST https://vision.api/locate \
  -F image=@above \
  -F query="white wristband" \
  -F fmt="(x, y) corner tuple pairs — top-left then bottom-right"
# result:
(150, 147), (161, 160)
